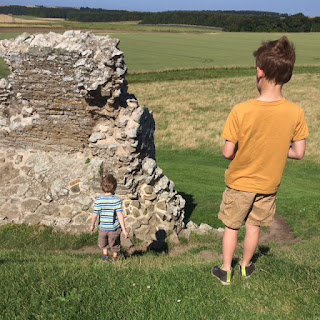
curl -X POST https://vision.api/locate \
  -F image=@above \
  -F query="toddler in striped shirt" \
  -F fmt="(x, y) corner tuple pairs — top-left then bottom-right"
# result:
(90, 174), (129, 262)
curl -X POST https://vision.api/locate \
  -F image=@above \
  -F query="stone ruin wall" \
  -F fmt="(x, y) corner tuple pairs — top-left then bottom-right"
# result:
(0, 31), (185, 248)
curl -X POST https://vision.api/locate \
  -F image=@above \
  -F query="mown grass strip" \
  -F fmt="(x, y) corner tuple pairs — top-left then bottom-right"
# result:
(127, 66), (320, 83)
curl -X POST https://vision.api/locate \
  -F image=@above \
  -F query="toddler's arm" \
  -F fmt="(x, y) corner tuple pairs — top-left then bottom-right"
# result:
(117, 211), (129, 238)
(90, 214), (98, 233)
(288, 139), (306, 160)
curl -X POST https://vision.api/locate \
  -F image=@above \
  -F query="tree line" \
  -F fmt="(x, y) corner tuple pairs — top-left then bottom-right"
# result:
(1, 5), (320, 32)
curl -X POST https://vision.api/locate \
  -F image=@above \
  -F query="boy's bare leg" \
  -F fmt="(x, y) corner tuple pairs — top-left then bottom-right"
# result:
(103, 248), (108, 256)
(241, 223), (260, 266)
(222, 226), (239, 271)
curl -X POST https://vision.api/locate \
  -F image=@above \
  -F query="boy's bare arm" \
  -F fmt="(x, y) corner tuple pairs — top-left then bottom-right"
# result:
(90, 214), (98, 233)
(288, 140), (306, 160)
(117, 211), (129, 238)
(222, 140), (237, 160)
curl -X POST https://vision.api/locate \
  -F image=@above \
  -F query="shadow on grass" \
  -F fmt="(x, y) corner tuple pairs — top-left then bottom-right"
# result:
(180, 192), (197, 223)
(252, 245), (271, 263)
(230, 245), (270, 268)
(123, 230), (169, 258)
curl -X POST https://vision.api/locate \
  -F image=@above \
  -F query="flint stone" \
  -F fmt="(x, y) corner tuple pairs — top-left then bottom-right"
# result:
(21, 199), (41, 213)
(60, 205), (73, 218)
(167, 232), (180, 245)
(70, 184), (80, 193)
(178, 228), (192, 241)
(40, 215), (56, 227)
(196, 223), (214, 235)
(130, 200), (140, 209)
(120, 233), (134, 249)
(17, 184), (29, 196)
(55, 218), (72, 228)
(72, 212), (90, 224)
(74, 196), (93, 210)
(23, 213), (42, 225)
(142, 158), (156, 175)
(89, 133), (106, 143)
(186, 221), (198, 231)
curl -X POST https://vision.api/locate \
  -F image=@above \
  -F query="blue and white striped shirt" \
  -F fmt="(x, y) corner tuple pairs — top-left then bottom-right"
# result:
(93, 194), (122, 232)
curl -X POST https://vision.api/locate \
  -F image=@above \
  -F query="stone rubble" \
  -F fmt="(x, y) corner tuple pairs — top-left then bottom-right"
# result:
(0, 31), (186, 248)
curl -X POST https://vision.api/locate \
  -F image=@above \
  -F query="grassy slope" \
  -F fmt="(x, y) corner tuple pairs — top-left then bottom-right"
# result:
(1, 225), (319, 319)
(156, 149), (320, 239)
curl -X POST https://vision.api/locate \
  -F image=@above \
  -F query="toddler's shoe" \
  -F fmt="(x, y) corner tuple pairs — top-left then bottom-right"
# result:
(211, 265), (232, 285)
(103, 256), (109, 263)
(239, 262), (256, 278)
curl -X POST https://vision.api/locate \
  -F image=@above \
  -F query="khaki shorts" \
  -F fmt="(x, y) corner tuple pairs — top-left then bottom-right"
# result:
(98, 228), (122, 253)
(218, 187), (277, 229)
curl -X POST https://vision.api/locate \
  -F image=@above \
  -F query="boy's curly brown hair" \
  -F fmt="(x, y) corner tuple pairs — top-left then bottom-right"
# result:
(253, 36), (296, 85)
(101, 174), (117, 194)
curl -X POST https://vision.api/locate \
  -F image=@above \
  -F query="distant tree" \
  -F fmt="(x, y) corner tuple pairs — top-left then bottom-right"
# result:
(0, 5), (317, 32)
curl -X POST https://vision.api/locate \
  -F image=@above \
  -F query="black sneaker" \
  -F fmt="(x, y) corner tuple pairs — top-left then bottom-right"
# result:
(239, 262), (256, 278)
(211, 265), (232, 285)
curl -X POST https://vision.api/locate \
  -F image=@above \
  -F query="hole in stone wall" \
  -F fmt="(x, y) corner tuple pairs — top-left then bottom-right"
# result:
(0, 58), (10, 79)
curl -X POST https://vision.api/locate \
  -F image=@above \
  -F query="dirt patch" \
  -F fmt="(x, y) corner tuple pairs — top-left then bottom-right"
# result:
(259, 214), (299, 245)
(68, 215), (297, 257)
(0, 14), (45, 24)
(0, 14), (64, 24)
(198, 250), (222, 261)
(169, 244), (196, 257)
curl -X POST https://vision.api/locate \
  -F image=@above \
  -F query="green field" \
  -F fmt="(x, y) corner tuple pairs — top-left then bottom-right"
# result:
(0, 26), (319, 319)
(2, 31), (320, 73)
(112, 32), (320, 72)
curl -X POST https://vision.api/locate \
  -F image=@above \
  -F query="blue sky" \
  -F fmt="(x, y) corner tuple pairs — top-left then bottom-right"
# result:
(1, 0), (320, 17)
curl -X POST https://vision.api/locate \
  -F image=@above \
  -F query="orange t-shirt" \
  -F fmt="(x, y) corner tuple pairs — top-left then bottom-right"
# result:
(222, 98), (309, 194)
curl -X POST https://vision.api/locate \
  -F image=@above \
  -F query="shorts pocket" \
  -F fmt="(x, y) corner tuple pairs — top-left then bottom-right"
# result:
(223, 191), (233, 205)
(220, 188), (233, 212)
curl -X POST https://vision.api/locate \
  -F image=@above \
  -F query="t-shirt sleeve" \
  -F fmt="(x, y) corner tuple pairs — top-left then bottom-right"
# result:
(115, 199), (122, 214)
(221, 109), (239, 144)
(93, 199), (100, 215)
(292, 109), (309, 142)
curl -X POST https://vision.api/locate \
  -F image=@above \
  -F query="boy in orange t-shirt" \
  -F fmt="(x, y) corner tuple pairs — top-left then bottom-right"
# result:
(212, 36), (309, 285)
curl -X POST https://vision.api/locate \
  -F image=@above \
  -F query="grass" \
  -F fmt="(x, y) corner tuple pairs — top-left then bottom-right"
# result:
(0, 25), (319, 319)
(1, 223), (319, 319)
(127, 66), (320, 83)
(1, 29), (320, 72)
(112, 32), (320, 72)
(130, 73), (320, 162)
(0, 224), (97, 251)
(156, 149), (320, 240)
(0, 17), (219, 33)
(0, 148), (319, 319)
(277, 159), (320, 238)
